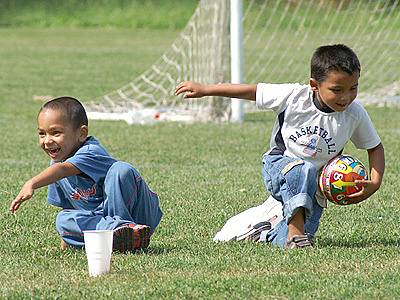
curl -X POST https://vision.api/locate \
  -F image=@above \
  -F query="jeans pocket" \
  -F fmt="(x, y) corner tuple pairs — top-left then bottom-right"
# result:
(280, 159), (304, 176)
(281, 160), (304, 197)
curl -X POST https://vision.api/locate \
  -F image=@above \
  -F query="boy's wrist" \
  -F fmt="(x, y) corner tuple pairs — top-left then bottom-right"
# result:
(203, 84), (214, 96)
(26, 178), (37, 190)
(370, 175), (382, 188)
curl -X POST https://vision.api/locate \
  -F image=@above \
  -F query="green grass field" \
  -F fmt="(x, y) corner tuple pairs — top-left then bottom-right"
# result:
(1, 7), (400, 300)
(0, 0), (197, 29)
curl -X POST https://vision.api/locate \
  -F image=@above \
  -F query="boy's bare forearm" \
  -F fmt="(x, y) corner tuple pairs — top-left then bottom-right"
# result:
(29, 162), (81, 189)
(10, 162), (80, 213)
(203, 83), (257, 100)
(367, 143), (385, 188)
(175, 81), (257, 101)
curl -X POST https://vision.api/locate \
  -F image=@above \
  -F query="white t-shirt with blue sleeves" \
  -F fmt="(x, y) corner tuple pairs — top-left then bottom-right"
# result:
(256, 83), (381, 171)
(47, 136), (117, 211)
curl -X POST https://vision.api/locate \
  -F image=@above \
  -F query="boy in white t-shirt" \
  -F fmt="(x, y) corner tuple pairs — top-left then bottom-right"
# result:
(175, 44), (385, 249)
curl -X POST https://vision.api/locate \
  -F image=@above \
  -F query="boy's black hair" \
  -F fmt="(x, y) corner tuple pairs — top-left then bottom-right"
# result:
(311, 44), (361, 83)
(39, 96), (88, 129)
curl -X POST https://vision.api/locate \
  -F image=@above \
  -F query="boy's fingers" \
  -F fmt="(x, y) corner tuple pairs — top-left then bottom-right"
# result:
(176, 85), (193, 95)
(175, 82), (188, 90)
(176, 81), (187, 88)
(9, 203), (17, 213)
(9, 200), (18, 212)
(354, 179), (369, 186)
(9, 196), (26, 213)
(184, 92), (199, 98)
(175, 86), (187, 95)
(346, 188), (364, 198)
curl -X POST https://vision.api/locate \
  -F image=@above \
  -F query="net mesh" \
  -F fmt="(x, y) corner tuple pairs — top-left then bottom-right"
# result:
(86, 0), (400, 124)
(243, 0), (400, 107)
(85, 0), (231, 124)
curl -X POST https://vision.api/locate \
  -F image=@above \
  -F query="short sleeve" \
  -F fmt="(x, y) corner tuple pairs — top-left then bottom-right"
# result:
(256, 83), (302, 113)
(351, 106), (381, 150)
(66, 143), (116, 183)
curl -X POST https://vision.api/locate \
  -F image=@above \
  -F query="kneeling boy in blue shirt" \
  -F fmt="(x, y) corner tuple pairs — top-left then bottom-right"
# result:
(10, 97), (163, 252)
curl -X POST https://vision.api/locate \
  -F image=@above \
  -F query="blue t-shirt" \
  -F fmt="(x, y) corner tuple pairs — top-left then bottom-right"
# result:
(47, 136), (117, 211)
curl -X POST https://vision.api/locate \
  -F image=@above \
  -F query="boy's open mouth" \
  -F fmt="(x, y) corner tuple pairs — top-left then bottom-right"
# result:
(46, 148), (60, 158)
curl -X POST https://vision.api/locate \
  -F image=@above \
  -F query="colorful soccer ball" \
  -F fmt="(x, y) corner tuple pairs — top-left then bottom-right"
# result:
(319, 155), (369, 205)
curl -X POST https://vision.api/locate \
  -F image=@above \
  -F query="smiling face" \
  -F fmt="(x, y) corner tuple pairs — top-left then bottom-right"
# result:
(37, 108), (88, 162)
(310, 70), (359, 112)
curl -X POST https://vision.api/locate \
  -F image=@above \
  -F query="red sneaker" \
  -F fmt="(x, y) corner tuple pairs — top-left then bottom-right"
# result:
(113, 224), (151, 253)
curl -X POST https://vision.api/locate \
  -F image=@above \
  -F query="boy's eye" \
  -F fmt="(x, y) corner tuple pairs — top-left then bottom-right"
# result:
(51, 131), (63, 136)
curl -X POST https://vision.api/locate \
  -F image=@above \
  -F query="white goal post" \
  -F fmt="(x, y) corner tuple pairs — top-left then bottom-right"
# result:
(230, 0), (244, 123)
(86, 0), (400, 125)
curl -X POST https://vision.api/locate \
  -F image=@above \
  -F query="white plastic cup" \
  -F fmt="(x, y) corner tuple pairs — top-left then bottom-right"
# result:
(83, 230), (113, 277)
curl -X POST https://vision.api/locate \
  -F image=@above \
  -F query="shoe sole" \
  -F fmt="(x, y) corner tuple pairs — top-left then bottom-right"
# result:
(236, 221), (272, 241)
(113, 225), (151, 253)
(285, 234), (314, 249)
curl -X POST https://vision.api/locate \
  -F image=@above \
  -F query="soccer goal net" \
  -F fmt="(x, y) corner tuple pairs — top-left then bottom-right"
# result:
(85, 0), (231, 124)
(86, 0), (400, 124)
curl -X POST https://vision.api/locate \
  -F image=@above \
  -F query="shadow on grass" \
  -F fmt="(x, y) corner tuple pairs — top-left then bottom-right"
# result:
(318, 236), (400, 248)
(108, 244), (178, 256)
(58, 243), (177, 256)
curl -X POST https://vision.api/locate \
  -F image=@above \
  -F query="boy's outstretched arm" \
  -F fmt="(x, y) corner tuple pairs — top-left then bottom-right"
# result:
(9, 162), (81, 213)
(175, 81), (257, 101)
(347, 143), (385, 204)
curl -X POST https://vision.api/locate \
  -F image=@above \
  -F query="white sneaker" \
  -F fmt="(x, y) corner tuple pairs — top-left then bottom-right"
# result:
(235, 221), (272, 241)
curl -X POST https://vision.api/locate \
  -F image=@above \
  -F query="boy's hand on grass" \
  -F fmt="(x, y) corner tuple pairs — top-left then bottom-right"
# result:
(345, 179), (379, 204)
(9, 181), (35, 213)
(175, 81), (206, 98)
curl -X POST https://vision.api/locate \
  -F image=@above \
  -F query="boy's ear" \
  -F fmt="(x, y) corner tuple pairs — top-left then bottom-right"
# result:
(309, 78), (319, 91)
(78, 125), (88, 142)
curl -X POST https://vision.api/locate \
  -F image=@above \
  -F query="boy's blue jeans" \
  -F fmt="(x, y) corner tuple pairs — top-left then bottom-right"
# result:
(56, 162), (163, 247)
(262, 154), (323, 247)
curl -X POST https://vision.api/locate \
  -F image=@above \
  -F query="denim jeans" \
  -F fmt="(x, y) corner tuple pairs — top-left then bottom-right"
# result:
(262, 154), (323, 247)
(56, 161), (163, 247)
